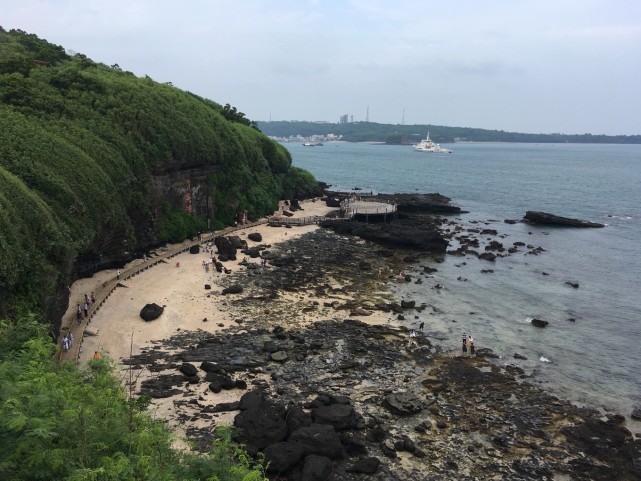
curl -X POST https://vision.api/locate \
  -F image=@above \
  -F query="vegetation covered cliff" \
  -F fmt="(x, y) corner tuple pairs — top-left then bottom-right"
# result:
(258, 120), (641, 144)
(0, 28), (318, 322)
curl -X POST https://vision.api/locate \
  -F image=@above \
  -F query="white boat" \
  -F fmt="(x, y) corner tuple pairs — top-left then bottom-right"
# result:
(413, 132), (452, 153)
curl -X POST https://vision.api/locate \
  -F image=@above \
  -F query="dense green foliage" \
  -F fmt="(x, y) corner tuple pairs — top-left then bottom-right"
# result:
(0, 316), (267, 481)
(0, 27), (318, 317)
(258, 120), (641, 144)
(0, 27), (291, 480)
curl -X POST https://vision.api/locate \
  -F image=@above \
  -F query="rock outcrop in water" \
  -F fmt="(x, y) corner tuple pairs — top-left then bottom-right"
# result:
(523, 211), (605, 227)
(319, 193), (459, 253)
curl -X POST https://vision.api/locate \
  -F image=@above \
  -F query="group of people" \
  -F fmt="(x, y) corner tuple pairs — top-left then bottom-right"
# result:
(461, 332), (476, 356)
(75, 292), (96, 325)
(61, 332), (74, 352)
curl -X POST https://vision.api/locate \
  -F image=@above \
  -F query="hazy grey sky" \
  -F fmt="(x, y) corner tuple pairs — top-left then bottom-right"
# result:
(2, 0), (640, 135)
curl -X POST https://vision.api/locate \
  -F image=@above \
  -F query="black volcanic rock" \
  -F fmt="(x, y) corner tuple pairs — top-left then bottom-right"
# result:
(383, 393), (423, 416)
(531, 318), (549, 328)
(140, 303), (164, 321)
(320, 220), (448, 253)
(222, 284), (244, 295)
(523, 211), (604, 228)
(375, 193), (463, 214)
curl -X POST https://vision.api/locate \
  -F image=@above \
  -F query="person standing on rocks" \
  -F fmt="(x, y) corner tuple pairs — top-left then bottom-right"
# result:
(469, 336), (475, 356)
(462, 332), (468, 355)
(419, 321), (424, 332)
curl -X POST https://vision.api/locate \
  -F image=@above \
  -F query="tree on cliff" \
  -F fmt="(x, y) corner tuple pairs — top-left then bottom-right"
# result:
(0, 27), (319, 319)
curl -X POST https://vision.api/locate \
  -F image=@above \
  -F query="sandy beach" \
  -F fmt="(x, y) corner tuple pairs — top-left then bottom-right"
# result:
(63, 197), (641, 479)
(69, 198), (391, 428)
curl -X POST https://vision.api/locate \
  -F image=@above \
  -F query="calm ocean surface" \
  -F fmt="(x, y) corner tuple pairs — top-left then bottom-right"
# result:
(285, 141), (641, 425)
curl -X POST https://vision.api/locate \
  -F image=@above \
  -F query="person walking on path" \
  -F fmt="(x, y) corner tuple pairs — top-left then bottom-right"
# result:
(83, 300), (89, 318)
(116, 269), (120, 281)
(462, 332), (468, 355)
(76, 304), (83, 325)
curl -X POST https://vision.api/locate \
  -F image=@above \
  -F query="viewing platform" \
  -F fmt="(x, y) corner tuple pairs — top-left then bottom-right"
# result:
(342, 199), (397, 223)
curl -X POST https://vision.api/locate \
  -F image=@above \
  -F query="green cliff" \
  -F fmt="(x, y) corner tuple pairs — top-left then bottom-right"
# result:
(0, 27), (318, 321)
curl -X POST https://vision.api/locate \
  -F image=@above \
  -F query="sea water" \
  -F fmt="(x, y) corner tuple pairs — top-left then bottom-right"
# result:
(285, 141), (641, 424)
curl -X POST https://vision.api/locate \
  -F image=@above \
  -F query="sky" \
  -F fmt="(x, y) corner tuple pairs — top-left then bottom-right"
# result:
(2, 0), (640, 135)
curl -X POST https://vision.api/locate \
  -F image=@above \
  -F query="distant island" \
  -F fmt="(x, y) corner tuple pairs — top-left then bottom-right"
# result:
(257, 120), (641, 144)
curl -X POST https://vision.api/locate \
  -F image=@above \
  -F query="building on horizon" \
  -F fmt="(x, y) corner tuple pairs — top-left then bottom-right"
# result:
(339, 114), (349, 124)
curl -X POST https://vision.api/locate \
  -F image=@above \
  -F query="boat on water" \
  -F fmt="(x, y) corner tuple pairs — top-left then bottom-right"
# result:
(413, 132), (452, 153)
(303, 142), (324, 146)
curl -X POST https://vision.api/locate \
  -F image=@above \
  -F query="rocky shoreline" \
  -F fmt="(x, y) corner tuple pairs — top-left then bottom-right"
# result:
(125, 195), (640, 480)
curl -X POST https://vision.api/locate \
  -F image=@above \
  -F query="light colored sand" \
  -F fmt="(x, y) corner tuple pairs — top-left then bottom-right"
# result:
(75, 199), (340, 363)
(69, 199), (391, 432)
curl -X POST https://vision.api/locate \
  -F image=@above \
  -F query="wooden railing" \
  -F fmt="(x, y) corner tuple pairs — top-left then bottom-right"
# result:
(57, 219), (268, 362)
(267, 215), (329, 226)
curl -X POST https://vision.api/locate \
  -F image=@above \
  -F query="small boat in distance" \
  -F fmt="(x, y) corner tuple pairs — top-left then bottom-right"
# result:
(413, 132), (452, 153)
(302, 142), (324, 147)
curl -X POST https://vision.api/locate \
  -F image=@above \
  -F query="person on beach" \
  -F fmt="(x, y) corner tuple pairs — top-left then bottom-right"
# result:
(116, 269), (120, 280)
(469, 336), (475, 356)
(419, 321), (424, 332)
(462, 332), (468, 355)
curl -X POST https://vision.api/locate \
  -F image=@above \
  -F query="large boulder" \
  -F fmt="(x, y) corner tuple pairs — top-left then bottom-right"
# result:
(140, 303), (164, 321)
(302, 454), (333, 481)
(179, 363), (198, 377)
(312, 404), (355, 431)
(346, 457), (381, 474)
(523, 211), (604, 228)
(285, 405), (313, 433)
(248, 232), (262, 242)
(383, 393), (423, 416)
(189, 244), (200, 254)
(264, 442), (305, 474)
(289, 424), (344, 459)
(531, 318), (549, 328)
(400, 300), (416, 309)
(214, 236), (239, 260)
(320, 220), (449, 253)
(234, 403), (288, 453)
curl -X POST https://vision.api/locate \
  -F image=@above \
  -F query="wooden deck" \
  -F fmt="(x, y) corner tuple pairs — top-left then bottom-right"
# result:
(267, 215), (328, 226)
(342, 199), (397, 221)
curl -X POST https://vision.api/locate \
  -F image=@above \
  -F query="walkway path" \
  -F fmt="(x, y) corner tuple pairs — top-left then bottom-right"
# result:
(57, 220), (267, 362)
